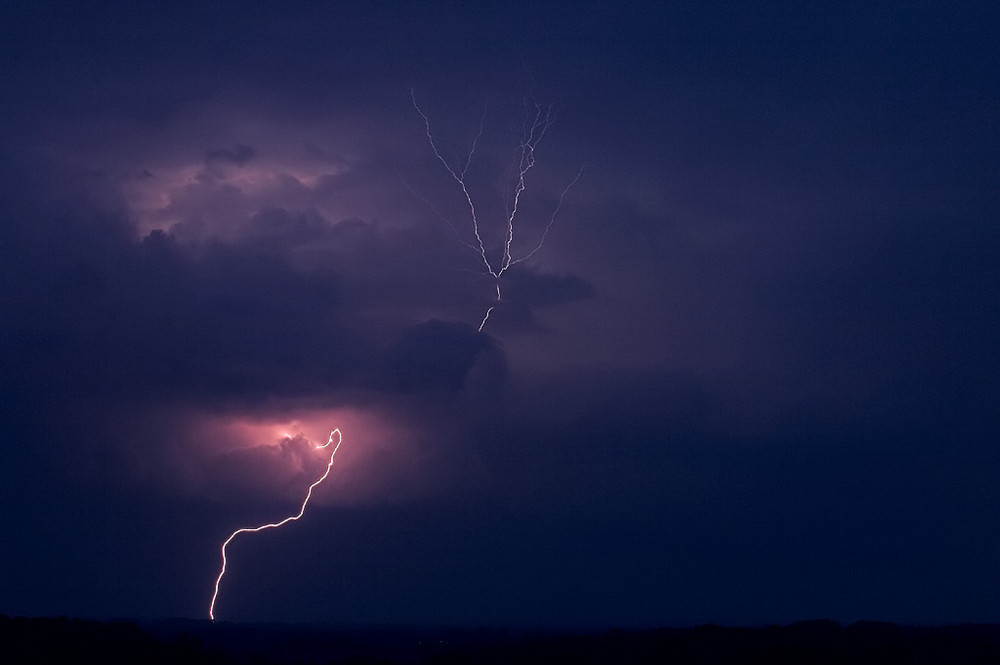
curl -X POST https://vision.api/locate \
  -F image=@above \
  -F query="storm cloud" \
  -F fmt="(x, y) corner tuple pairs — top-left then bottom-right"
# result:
(1, 0), (998, 627)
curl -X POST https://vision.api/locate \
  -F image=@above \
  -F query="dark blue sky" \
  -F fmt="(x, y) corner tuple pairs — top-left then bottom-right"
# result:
(1, 0), (998, 627)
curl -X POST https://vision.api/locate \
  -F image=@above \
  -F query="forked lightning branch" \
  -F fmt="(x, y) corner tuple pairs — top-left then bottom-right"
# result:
(411, 90), (583, 331)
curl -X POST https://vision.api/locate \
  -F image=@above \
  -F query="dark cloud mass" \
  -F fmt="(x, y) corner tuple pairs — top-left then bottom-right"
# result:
(0, 0), (999, 628)
(206, 144), (256, 166)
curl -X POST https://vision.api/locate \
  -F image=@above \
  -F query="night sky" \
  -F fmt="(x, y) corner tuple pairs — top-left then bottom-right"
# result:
(2, 1), (999, 628)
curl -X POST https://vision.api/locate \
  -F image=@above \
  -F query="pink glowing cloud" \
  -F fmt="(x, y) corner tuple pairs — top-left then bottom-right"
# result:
(102, 402), (481, 508)
(121, 148), (350, 241)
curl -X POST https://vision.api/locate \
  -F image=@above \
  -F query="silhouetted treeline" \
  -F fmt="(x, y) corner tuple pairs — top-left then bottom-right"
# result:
(4, 615), (1000, 664)
(0, 615), (226, 664)
(427, 620), (1000, 665)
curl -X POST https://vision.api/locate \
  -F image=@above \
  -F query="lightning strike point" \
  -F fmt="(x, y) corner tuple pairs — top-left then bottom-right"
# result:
(208, 428), (343, 622)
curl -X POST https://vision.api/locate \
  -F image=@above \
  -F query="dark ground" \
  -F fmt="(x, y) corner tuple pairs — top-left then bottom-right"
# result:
(4, 615), (1000, 664)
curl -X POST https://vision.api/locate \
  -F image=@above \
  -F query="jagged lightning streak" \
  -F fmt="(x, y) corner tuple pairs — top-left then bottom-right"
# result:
(411, 90), (583, 332)
(208, 428), (343, 622)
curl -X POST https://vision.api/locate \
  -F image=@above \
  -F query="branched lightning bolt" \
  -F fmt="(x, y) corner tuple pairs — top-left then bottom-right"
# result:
(410, 90), (582, 332)
(208, 428), (343, 622)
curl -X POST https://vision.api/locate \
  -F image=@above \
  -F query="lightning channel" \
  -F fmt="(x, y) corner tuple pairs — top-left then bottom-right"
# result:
(410, 90), (581, 331)
(208, 428), (343, 622)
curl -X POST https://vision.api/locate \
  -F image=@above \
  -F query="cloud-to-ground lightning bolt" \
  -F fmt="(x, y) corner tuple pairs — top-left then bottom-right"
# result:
(208, 428), (343, 622)
(411, 90), (583, 332)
